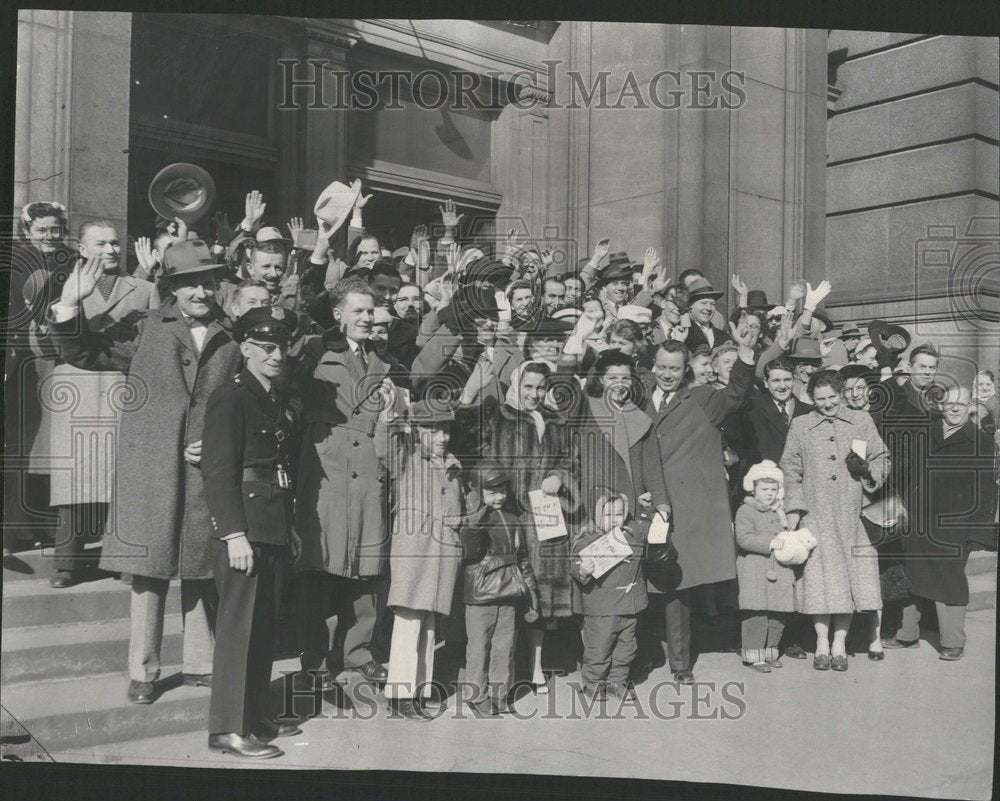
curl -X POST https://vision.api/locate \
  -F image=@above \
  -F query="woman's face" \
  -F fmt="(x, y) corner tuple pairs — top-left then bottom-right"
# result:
(601, 364), (632, 404)
(794, 362), (818, 383)
(661, 296), (683, 326)
(26, 215), (64, 254)
(713, 351), (738, 384)
(810, 383), (844, 418)
(473, 317), (497, 348)
(519, 370), (548, 411)
(844, 376), (870, 409)
(742, 313), (761, 341)
(975, 373), (995, 400)
(754, 480), (779, 507)
(689, 354), (714, 385)
(608, 333), (636, 356)
(564, 277), (582, 305)
(511, 288), (534, 317)
(583, 299), (604, 324)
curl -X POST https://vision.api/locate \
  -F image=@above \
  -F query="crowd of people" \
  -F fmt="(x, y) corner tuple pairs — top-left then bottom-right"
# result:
(3, 186), (998, 759)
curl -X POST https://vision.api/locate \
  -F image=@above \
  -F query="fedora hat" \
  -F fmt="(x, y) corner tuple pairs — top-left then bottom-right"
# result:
(255, 226), (293, 249)
(785, 336), (822, 363)
(686, 277), (724, 302)
(596, 259), (633, 286)
(313, 180), (361, 228)
(148, 163), (216, 226)
(617, 304), (653, 325)
(745, 290), (770, 310)
(840, 322), (863, 339)
(868, 318), (911, 355)
(159, 239), (226, 279)
(409, 399), (455, 427)
(810, 308), (833, 333)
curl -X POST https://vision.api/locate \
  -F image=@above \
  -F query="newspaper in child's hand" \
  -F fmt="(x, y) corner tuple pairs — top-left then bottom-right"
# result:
(579, 527), (633, 579)
(851, 438), (867, 459)
(528, 489), (568, 541)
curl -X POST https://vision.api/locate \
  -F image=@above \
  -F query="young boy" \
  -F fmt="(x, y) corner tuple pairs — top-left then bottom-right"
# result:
(572, 489), (648, 701)
(460, 464), (539, 716)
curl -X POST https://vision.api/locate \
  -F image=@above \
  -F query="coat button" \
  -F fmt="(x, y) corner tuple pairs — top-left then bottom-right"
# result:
(830, 475), (837, 481)
(353, 441), (359, 447)
(829, 455), (836, 460)
(182, 357), (191, 366)
(829, 436), (835, 442)
(248, 492), (256, 498)
(352, 472), (358, 479)
(190, 398), (198, 407)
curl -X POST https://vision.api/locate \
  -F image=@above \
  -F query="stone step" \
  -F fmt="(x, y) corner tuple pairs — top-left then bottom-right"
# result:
(965, 550), (997, 576)
(1, 615), (182, 684)
(2, 576), (179, 629)
(1, 542), (103, 582)
(967, 572), (996, 612)
(1, 656), (305, 754)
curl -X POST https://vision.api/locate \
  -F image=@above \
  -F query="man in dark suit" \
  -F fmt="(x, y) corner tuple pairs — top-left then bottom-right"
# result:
(202, 306), (302, 759)
(683, 278), (732, 353)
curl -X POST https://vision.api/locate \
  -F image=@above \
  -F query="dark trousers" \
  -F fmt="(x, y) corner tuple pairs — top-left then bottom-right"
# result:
(297, 570), (384, 673)
(582, 613), (638, 687)
(778, 612), (816, 653)
(639, 587), (692, 673)
(464, 603), (517, 702)
(897, 595), (967, 649)
(208, 539), (285, 736)
(52, 503), (107, 572)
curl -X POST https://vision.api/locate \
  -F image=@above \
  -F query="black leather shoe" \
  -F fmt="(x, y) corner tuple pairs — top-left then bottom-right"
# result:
(939, 647), (964, 661)
(127, 680), (156, 704)
(49, 571), (75, 589)
(867, 649), (885, 661)
(813, 654), (831, 671)
(255, 718), (303, 738)
(354, 660), (388, 683)
(831, 655), (849, 672)
(208, 732), (283, 759)
(881, 638), (919, 649)
(389, 698), (430, 720)
(672, 669), (695, 684)
(183, 673), (212, 688)
(783, 644), (808, 659)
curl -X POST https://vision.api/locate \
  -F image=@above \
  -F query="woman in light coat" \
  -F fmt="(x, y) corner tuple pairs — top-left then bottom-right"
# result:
(780, 369), (888, 672)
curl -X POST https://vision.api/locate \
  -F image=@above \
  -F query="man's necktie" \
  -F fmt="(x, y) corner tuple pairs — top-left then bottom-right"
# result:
(95, 274), (117, 302)
(779, 402), (789, 426)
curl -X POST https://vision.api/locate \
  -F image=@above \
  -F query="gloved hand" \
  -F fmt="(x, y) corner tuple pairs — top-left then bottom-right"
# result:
(845, 451), (871, 480)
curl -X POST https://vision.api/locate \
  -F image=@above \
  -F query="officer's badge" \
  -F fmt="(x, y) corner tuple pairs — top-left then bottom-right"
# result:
(271, 307), (285, 320)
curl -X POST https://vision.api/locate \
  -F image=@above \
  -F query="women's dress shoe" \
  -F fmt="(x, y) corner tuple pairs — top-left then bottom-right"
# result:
(867, 649), (885, 661)
(672, 669), (695, 684)
(764, 658), (783, 668)
(813, 654), (831, 671)
(532, 676), (550, 695)
(880, 638), (919, 649)
(938, 647), (964, 661)
(831, 655), (849, 672)
(126, 680), (156, 704)
(208, 732), (283, 759)
(49, 571), (76, 589)
(255, 718), (302, 738)
(183, 673), (212, 688)
(355, 660), (388, 683)
(783, 645), (808, 659)
(745, 662), (771, 674)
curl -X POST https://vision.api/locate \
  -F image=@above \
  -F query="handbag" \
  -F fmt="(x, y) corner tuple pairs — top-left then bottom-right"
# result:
(634, 514), (678, 565)
(464, 553), (530, 605)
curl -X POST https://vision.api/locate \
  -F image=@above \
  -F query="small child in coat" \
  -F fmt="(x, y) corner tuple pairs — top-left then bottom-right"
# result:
(571, 489), (648, 701)
(460, 464), (540, 716)
(735, 460), (796, 673)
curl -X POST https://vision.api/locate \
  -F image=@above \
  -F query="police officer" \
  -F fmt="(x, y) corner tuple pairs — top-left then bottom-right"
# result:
(202, 305), (302, 759)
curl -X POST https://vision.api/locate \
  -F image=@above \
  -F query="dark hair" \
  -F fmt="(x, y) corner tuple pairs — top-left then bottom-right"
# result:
(690, 344), (712, 359)
(330, 277), (374, 309)
(678, 269), (704, 284)
(908, 342), (939, 364)
(606, 319), (643, 344)
(153, 230), (174, 252)
(454, 283), (500, 330)
(368, 259), (401, 284)
(254, 240), (287, 256)
(807, 369), (844, 399)
(656, 339), (689, 365)
(729, 306), (764, 327)
(20, 201), (67, 237)
(232, 279), (269, 304)
(349, 234), (381, 266)
(662, 285), (690, 312)
(763, 356), (796, 379)
(585, 349), (635, 397)
(507, 279), (535, 299)
(521, 361), (552, 383)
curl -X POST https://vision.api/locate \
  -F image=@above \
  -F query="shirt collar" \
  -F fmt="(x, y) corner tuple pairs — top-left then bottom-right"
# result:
(808, 408), (852, 428)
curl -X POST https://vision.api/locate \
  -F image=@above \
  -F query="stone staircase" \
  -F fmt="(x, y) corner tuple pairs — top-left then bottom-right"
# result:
(1, 545), (996, 756)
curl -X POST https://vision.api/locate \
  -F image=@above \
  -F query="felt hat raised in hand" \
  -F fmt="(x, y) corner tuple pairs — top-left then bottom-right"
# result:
(313, 180), (361, 228)
(148, 163), (216, 226)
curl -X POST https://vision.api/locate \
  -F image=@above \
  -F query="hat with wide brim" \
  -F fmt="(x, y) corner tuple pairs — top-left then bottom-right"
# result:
(840, 323), (863, 339)
(686, 277), (724, 302)
(148, 163), (216, 226)
(255, 226), (293, 249)
(785, 336), (823, 363)
(313, 180), (361, 228)
(465, 257), (514, 288)
(409, 399), (455, 426)
(595, 262), (633, 286)
(159, 239), (227, 279)
(527, 317), (576, 339)
(617, 304), (653, 325)
(745, 290), (771, 310)
(868, 319), (911, 355)
(810, 309), (833, 333)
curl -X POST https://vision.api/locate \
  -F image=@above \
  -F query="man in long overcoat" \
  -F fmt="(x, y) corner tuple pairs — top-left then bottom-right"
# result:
(889, 387), (998, 659)
(294, 277), (399, 687)
(38, 221), (157, 587)
(636, 331), (758, 683)
(49, 240), (241, 704)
